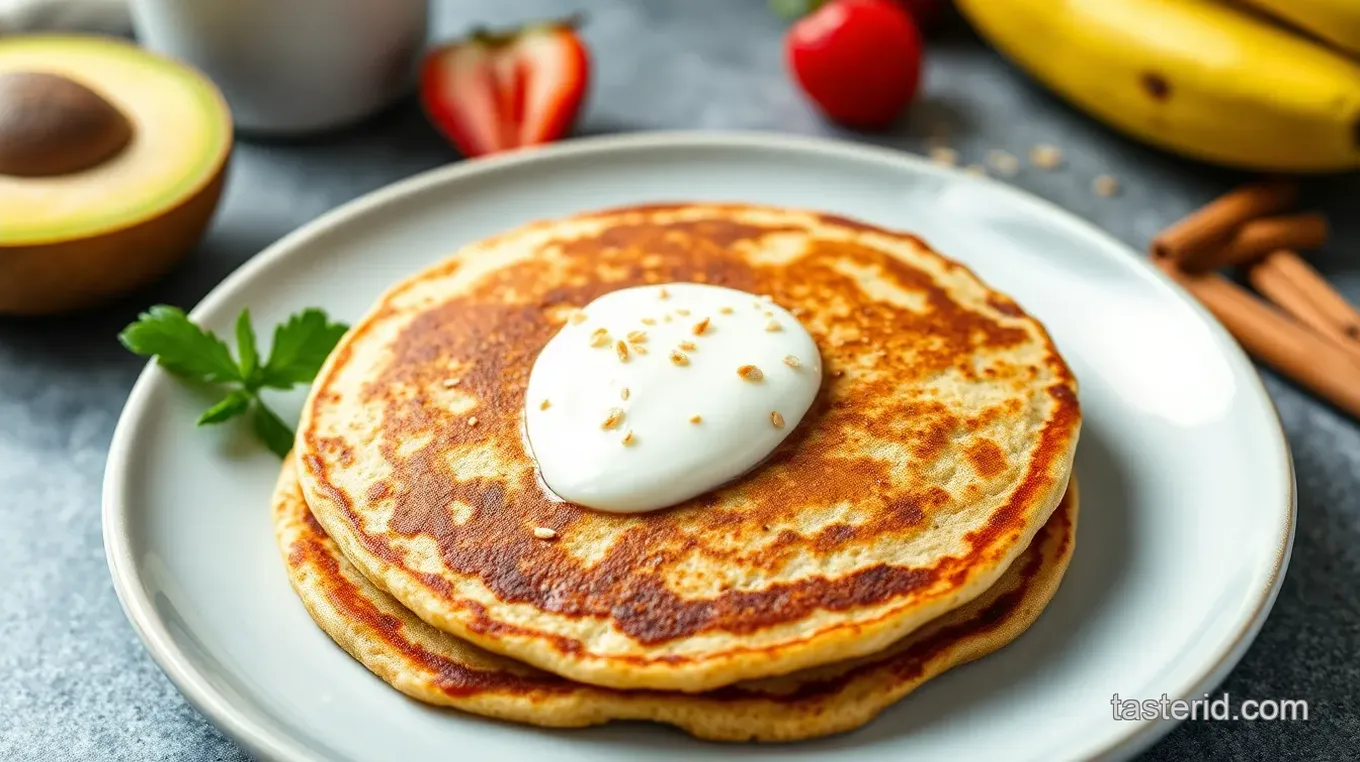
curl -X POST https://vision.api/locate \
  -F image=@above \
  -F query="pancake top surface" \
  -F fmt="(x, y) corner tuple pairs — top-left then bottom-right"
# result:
(297, 203), (1081, 691)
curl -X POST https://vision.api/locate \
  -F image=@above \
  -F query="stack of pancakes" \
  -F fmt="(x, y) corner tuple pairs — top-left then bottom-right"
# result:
(277, 204), (1082, 742)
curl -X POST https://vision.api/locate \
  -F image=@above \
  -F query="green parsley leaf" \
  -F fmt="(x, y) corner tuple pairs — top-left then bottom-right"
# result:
(259, 308), (350, 389)
(197, 389), (252, 426)
(118, 305), (241, 384)
(120, 305), (347, 459)
(252, 401), (295, 458)
(236, 309), (259, 383)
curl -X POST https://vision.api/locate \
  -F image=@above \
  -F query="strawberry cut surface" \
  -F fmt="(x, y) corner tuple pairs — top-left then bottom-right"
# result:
(420, 20), (589, 158)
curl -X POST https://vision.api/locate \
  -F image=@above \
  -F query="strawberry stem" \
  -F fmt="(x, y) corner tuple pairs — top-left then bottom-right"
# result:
(467, 13), (586, 47)
(769, 0), (827, 20)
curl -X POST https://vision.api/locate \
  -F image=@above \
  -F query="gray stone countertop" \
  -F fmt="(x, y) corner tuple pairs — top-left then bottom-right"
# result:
(1, 1), (1356, 759)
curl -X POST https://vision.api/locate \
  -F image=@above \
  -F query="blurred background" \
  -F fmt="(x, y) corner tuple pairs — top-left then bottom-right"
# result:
(0, 0), (1356, 759)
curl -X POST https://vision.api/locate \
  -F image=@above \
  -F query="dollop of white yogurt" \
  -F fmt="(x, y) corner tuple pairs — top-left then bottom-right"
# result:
(524, 283), (822, 513)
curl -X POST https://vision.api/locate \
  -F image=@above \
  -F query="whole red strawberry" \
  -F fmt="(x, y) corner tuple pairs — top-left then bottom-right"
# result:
(785, 0), (923, 130)
(419, 18), (590, 158)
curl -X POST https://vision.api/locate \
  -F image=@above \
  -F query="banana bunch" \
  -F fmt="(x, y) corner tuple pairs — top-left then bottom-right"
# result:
(953, 0), (1360, 172)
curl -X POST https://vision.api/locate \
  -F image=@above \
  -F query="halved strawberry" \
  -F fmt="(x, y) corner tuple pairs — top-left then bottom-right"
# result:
(419, 18), (590, 158)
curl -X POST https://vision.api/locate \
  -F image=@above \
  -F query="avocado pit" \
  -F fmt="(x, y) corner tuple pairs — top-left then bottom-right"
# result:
(0, 70), (133, 176)
(0, 70), (133, 177)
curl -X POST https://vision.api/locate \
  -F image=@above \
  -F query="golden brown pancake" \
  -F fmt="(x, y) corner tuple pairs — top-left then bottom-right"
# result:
(275, 460), (1079, 742)
(296, 203), (1081, 691)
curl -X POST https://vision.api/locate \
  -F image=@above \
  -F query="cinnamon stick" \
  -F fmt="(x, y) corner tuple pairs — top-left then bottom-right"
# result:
(1181, 212), (1329, 273)
(1249, 250), (1360, 344)
(1151, 181), (1298, 263)
(1248, 262), (1354, 360)
(1156, 258), (1360, 419)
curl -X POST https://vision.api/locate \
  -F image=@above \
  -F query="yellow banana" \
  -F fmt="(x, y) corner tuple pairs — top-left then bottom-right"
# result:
(953, 0), (1360, 172)
(1237, 0), (1360, 56)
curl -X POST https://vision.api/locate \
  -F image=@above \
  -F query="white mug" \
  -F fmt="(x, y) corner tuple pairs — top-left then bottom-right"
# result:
(130, 0), (429, 134)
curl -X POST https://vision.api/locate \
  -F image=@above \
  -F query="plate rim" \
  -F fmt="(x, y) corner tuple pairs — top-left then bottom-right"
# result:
(101, 129), (1296, 762)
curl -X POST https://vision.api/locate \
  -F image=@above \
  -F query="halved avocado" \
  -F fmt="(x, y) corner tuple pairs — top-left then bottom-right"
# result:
(0, 35), (232, 315)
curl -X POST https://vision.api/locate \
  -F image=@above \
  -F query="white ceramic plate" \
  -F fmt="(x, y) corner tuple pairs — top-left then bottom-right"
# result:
(104, 132), (1294, 762)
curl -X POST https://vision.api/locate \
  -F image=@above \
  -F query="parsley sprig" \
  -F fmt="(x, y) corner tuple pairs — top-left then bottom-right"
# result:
(119, 306), (348, 457)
